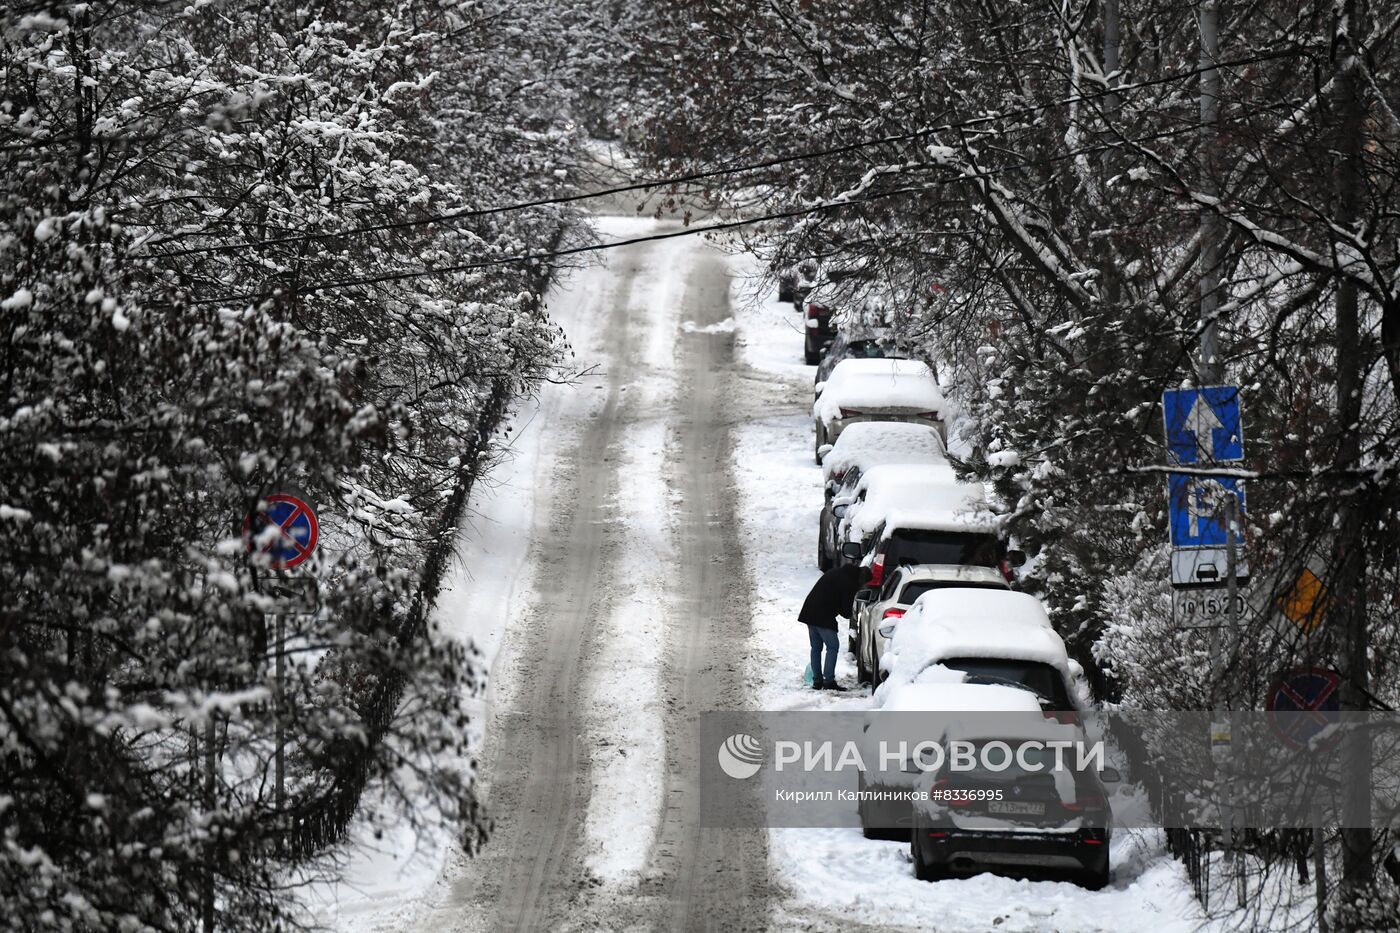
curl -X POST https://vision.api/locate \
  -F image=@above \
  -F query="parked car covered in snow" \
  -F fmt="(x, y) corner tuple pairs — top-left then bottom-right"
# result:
(817, 425), (948, 570)
(812, 358), (946, 462)
(853, 564), (1011, 684)
(834, 467), (1010, 583)
(856, 681), (1044, 839)
(813, 328), (907, 388)
(909, 717), (1115, 888)
(873, 588), (1087, 714)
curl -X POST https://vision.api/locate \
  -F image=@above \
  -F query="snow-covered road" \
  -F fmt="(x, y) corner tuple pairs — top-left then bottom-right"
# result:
(308, 212), (1213, 933)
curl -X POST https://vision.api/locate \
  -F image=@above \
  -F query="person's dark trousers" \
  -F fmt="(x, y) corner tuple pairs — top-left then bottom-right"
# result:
(808, 624), (839, 686)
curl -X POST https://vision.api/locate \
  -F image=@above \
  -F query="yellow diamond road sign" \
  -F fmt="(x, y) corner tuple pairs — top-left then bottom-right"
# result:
(1279, 568), (1327, 633)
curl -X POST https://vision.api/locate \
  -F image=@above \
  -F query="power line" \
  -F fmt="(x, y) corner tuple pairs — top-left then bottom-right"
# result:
(191, 184), (929, 305)
(153, 46), (1307, 262)
(191, 116), (1210, 306)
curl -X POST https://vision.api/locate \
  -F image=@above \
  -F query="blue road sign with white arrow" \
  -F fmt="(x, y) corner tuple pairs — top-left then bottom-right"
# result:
(1162, 385), (1247, 588)
(1163, 386), (1243, 464)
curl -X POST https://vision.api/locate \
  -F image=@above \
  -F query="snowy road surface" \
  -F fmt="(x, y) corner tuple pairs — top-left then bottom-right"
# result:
(308, 213), (1212, 932)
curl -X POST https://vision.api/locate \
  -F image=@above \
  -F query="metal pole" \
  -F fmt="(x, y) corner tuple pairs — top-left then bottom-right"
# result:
(1314, 806), (1329, 933)
(275, 611), (284, 830)
(1225, 490), (1241, 897)
(1198, 0), (1224, 385)
(203, 715), (216, 933)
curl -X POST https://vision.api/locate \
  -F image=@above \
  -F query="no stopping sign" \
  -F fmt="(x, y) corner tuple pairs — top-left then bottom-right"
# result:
(244, 493), (319, 570)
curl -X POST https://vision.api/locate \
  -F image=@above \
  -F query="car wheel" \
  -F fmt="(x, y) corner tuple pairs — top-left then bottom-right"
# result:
(813, 424), (825, 465)
(804, 336), (820, 366)
(912, 828), (942, 881)
(1078, 860), (1111, 891)
(856, 637), (870, 684)
(858, 773), (878, 839)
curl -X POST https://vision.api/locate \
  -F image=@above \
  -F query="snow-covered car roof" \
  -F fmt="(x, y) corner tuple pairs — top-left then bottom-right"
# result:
(879, 681), (1045, 714)
(844, 465), (992, 539)
(889, 564), (1011, 588)
(879, 594), (1070, 689)
(813, 359), (946, 424)
(820, 422), (946, 485)
(909, 588), (1053, 629)
(940, 715), (1084, 747)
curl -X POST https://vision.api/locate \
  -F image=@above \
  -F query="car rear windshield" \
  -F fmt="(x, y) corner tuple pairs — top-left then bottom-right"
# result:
(886, 530), (1000, 568)
(899, 580), (1004, 604)
(939, 657), (1072, 709)
(846, 340), (892, 359)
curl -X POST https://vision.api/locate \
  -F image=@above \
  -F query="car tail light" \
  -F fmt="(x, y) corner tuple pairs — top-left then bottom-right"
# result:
(833, 469), (846, 483)
(1082, 837), (1105, 845)
(999, 558), (1015, 583)
(839, 408), (864, 418)
(1063, 794), (1105, 812)
(806, 303), (826, 318)
(869, 552), (886, 586)
(927, 831), (950, 840)
(882, 608), (905, 620)
(930, 778), (973, 806)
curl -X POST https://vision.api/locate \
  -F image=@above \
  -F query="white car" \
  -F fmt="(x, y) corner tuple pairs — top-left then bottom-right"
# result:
(853, 564), (1011, 684)
(875, 588), (1088, 714)
(817, 426), (949, 570)
(857, 681), (1045, 839)
(812, 358), (947, 463)
(836, 464), (991, 570)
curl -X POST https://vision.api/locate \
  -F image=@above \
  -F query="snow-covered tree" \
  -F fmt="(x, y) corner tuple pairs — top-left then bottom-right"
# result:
(1, 1), (589, 927)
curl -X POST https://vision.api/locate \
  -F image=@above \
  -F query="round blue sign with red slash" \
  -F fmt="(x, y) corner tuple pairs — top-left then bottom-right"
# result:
(245, 493), (319, 570)
(1266, 667), (1341, 749)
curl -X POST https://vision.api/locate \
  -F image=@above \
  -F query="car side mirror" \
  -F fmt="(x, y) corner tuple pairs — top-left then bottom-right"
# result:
(855, 588), (874, 603)
(818, 443), (834, 458)
(1099, 767), (1122, 784)
(1006, 548), (1027, 568)
(832, 504), (847, 518)
(814, 381), (826, 396)
(878, 623), (897, 639)
(840, 542), (862, 560)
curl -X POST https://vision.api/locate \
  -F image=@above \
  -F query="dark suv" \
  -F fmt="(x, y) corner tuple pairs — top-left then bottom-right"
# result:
(911, 733), (1114, 888)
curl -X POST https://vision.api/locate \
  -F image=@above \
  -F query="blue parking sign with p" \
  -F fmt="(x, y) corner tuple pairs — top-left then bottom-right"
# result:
(1168, 473), (1245, 548)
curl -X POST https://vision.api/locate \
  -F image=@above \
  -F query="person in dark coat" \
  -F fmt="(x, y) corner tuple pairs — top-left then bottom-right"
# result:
(798, 563), (869, 690)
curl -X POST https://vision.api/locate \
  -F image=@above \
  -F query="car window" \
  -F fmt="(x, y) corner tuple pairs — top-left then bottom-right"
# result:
(938, 657), (1072, 709)
(880, 570), (902, 600)
(885, 531), (1001, 568)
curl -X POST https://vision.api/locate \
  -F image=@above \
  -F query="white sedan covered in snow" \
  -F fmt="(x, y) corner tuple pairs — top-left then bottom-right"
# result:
(812, 358), (947, 463)
(874, 588), (1088, 714)
(853, 563), (1011, 684)
(817, 424), (949, 570)
(835, 465), (1007, 581)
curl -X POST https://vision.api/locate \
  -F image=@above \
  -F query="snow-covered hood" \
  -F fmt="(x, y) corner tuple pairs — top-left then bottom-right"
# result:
(820, 422), (947, 485)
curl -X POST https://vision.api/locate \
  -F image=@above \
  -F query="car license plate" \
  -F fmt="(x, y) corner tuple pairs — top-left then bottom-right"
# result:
(988, 800), (1046, 816)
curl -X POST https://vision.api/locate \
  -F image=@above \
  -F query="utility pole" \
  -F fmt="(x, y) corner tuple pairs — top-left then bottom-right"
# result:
(1198, 0), (1224, 387)
(1332, 0), (1374, 921)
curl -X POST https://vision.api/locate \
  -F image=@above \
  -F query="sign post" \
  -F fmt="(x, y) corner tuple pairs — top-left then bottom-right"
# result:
(243, 491), (320, 842)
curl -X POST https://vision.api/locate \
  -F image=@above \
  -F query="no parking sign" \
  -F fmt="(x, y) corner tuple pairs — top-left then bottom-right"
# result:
(1266, 667), (1341, 749)
(244, 492), (319, 570)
